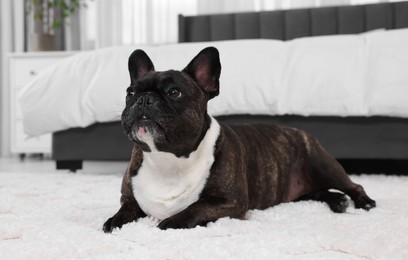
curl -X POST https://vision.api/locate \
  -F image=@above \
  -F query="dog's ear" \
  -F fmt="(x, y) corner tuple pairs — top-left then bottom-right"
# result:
(183, 47), (221, 99)
(128, 49), (155, 84)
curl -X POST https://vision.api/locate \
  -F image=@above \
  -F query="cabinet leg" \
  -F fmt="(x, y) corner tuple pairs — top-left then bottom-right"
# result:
(19, 153), (26, 161)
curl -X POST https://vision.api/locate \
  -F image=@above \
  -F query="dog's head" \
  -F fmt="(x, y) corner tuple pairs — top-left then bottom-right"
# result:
(122, 47), (221, 157)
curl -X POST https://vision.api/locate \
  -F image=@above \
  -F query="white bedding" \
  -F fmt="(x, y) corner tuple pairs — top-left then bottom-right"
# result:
(19, 28), (408, 136)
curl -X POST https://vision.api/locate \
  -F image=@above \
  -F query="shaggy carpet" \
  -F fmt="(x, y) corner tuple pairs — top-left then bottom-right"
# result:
(1, 170), (407, 259)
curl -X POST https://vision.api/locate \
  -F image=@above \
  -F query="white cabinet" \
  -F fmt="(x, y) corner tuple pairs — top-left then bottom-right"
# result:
(7, 52), (75, 156)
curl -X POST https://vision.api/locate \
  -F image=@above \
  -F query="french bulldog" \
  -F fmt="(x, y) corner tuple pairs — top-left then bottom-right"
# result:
(103, 47), (376, 232)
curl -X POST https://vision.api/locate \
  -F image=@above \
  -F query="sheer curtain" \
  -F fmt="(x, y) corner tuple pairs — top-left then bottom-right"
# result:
(78, 0), (402, 50)
(79, 0), (197, 49)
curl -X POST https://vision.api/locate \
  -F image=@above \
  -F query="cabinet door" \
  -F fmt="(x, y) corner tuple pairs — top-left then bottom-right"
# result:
(12, 57), (64, 86)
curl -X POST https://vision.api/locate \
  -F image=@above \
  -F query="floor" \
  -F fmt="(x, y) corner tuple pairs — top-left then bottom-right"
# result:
(0, 155), (128, 175)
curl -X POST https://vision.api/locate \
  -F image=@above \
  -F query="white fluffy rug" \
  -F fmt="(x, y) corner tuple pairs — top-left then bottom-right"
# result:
(1, 170), (408, 259)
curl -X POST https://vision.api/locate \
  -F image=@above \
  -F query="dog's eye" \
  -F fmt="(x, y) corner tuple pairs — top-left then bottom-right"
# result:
(167, 88), (182, 98)
(126, 90), (135, 97)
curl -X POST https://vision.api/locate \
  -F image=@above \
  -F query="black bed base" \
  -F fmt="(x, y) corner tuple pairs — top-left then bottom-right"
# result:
(53, 115), (408, 174)
(339, 159), (408, 175)
(53, 121), (132, 172)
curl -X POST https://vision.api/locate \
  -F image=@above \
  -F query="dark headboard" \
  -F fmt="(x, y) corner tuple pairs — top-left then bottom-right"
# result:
(179, 2), (408, 42)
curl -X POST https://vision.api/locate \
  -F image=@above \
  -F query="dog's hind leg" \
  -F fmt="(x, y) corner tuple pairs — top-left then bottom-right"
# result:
(307, 139), (376, 211)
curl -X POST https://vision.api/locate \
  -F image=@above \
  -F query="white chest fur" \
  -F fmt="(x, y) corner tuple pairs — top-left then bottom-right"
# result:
(132, 117), (220, 220)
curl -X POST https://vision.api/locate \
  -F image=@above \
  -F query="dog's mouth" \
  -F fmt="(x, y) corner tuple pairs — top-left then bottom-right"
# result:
(130, 118), (168, 148)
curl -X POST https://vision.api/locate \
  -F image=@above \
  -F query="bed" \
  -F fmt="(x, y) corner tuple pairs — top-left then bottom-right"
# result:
(19, 2), (408, 173)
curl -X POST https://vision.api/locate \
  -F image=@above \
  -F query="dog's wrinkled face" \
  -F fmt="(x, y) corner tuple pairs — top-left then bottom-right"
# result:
(122, 47), (221, 157)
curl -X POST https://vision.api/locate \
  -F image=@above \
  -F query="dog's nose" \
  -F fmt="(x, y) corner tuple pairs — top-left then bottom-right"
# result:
(137, 94), (155, 108)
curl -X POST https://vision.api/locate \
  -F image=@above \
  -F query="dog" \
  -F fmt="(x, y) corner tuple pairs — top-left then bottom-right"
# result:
(103, 47), (376, 232)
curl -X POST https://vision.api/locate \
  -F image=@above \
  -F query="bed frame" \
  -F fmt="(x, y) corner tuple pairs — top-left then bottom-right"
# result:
(53, 1), (408, 173)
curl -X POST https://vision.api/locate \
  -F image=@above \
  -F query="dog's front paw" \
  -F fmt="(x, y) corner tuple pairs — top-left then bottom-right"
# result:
(103, 200), (145, 233)
(103, 215), (126, 233)
(158, 214), (197, 230)
(103, 217), (116, 233)
(102, 211), (136, 233)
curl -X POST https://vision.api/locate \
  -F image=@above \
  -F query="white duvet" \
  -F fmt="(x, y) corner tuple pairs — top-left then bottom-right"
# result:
(19, 28), (408, 136)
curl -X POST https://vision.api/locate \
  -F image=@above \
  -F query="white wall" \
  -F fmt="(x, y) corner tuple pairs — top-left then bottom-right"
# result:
(0, 0), (25, 156)
(1, 1), (8, 157)
(0, 0), (11, 156)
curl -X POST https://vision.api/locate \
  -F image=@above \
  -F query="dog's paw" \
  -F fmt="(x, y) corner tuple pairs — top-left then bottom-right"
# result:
(103, 216), (124, 233)
(327, 193), (349, 213)
(158, 214), (197, 230)
(354, 196), (376, 211)
(103, 217), (115, 233)
(158, 217), (188, 230)
(102, 212), (135, 233)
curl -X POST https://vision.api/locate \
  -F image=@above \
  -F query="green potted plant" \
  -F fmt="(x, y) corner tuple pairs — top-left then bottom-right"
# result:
(26, 0), (83, 51)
